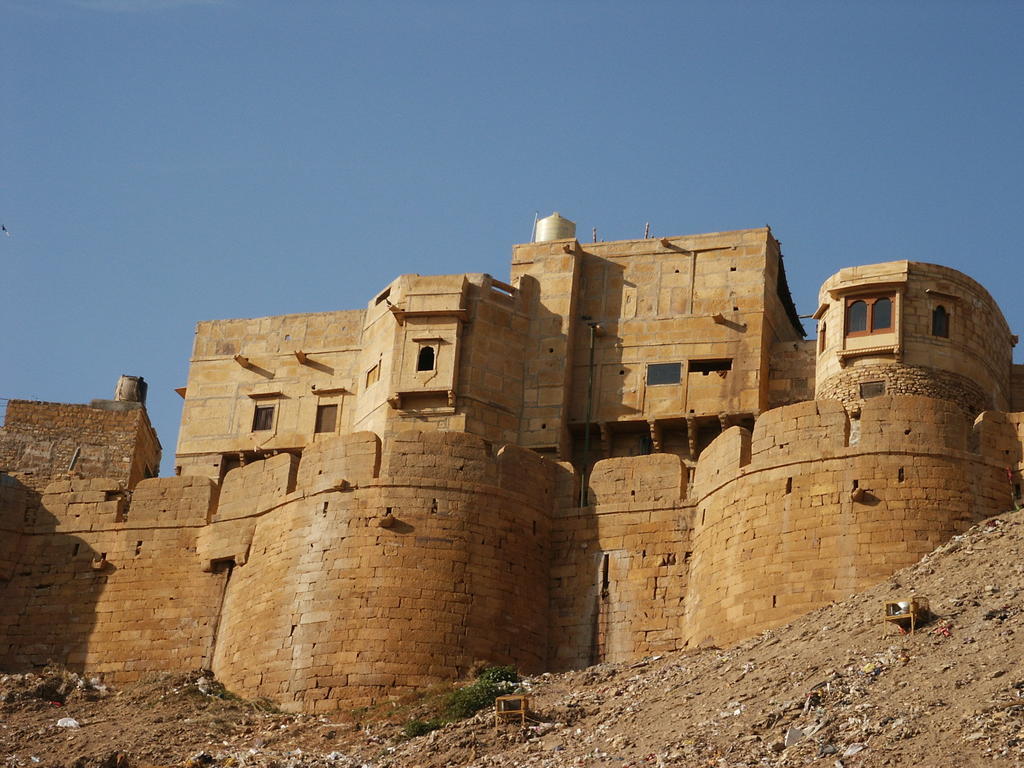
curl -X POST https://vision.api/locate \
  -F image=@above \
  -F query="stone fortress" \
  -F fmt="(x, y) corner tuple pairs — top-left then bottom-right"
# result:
(3, 213), (1024, 713)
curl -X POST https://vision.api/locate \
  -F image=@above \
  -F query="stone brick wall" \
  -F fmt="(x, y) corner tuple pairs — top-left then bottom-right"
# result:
(0, 475), (29, 581)
(817, 363), (988, 418)
(1010, 365), (1024, 412)
(768, 340), (816, 408)
(1, 431), (555, 709)
(684, 396), (1012, 648)
(549, 454), (691, 670)
(210, 431), (555, 710)
(0, 400), (160, 493)
(0, 476), (221, 680)
(2, 395), (1022, 710)
(457, 277), (531, 446)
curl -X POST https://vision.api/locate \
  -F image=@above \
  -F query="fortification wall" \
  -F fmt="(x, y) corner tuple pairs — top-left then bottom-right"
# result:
(0, 475), (221, 679)
(0, 431), (555, 710)
(684, 396), (1014, 648)
(209, 431), (555, 710)
(4, 394), (1023, 710)
(0, 476), (29, 581)
(549, 454), (692, 670)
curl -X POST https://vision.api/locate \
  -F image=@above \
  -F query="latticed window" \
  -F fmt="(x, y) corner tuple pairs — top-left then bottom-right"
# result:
(846, 296), (893, 337)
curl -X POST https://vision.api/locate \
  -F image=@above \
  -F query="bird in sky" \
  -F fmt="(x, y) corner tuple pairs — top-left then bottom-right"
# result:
(1, 225), (9, 236)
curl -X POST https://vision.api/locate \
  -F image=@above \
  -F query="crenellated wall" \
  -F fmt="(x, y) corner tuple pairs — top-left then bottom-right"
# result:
(684, 396), (1015, 648)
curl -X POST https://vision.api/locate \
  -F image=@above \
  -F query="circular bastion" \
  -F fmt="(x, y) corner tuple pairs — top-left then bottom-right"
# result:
(814, 261), (1013, 416)
(208, 430), (556, 711)
(683, 395), (1017, 649)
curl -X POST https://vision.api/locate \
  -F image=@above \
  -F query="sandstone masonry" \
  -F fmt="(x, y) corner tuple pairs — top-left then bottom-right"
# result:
(2, 218), (1023, 712)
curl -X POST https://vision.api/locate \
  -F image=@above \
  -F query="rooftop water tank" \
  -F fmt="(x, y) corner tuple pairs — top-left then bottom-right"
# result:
(535, 212), (576, 242)
(114, 375), (148, 406)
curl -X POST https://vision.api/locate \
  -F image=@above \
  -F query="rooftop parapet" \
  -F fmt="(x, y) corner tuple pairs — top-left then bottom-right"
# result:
(693, 396), (1021, 499)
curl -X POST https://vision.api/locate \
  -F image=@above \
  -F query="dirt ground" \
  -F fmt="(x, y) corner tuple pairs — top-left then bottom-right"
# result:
(5, 510), (1024, 767)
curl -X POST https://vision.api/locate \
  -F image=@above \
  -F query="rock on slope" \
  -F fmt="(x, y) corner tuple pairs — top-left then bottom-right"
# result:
(5, 511), (1024, 767)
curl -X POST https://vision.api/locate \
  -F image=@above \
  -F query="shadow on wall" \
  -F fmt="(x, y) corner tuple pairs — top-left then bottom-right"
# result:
(0, 475), (104, 673)
(2, 473), (226, 681)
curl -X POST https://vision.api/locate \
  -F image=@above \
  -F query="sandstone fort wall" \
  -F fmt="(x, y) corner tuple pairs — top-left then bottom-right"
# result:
(2, 396), (1021, 708)
(1, 431), (556, 711)
(684, 396), (1014, 648)
(549, 453), (692, 671)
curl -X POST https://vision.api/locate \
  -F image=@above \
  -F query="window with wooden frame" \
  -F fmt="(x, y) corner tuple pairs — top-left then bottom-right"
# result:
(252, 404), (275, 432)
(314, 403), (338, 434)
(932, 305), (950, 338)
(819, 322), (827, 354)
(365, 361), (381, 388)
(845, 295), (894, 337)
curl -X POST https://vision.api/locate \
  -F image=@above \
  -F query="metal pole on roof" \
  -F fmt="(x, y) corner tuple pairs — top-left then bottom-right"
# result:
(579, 320), (600, 507)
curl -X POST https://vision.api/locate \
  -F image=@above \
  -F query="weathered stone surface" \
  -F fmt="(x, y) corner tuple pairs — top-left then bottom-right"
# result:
(2, 225), (1022, 715)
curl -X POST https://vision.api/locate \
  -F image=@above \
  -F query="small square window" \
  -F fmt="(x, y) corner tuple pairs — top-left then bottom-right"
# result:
(252, 404), (275, 431)
(860, 381), (886, 399)
(314, 404), (338, 434)
(647, 363), (681, 386)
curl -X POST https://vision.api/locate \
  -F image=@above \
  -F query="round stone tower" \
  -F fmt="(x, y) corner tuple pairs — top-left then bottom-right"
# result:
(813, 261), (1013, 416)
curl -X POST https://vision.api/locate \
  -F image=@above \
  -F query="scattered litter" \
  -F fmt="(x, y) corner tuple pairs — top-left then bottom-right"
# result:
(55, 717), (80, 729)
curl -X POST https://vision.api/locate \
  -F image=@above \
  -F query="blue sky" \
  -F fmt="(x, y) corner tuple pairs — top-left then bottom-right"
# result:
(3, 1), (1023, 472)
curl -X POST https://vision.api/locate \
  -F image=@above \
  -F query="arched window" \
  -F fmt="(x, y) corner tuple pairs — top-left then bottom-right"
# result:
(847, 301), (868, 333)
(845, 295), (896, 337)
(819, 321), (827, 354)
(872, 298), (892, 331)
(416, 345), (436, 372)
(932, 305), (949, 338)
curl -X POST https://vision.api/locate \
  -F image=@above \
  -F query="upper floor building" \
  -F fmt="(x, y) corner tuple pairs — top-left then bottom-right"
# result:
(173, 219), (808, 482)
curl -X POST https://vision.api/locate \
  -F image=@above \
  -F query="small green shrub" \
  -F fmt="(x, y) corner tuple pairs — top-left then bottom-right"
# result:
(402, 718), (443, 739)
(443, 666), (520, 720)
(476, 666), (518, 686)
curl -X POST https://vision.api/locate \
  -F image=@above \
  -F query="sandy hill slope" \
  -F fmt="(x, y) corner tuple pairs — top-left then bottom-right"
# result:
(4, 510), (1024, 768)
